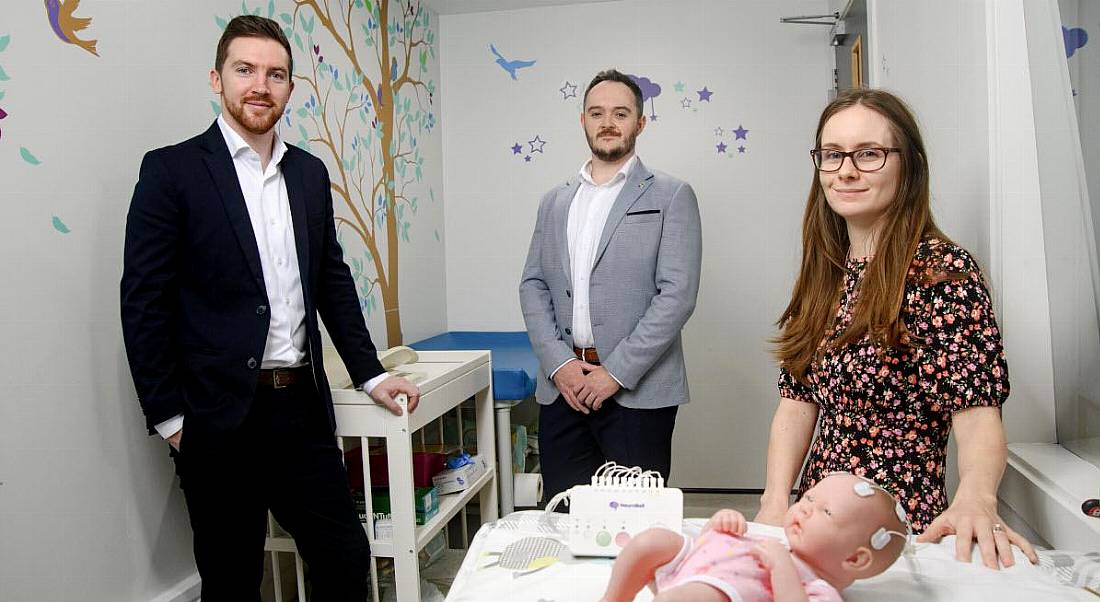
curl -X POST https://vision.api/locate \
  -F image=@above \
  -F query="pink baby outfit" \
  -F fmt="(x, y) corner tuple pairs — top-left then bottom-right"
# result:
(653, 530), (842, 602)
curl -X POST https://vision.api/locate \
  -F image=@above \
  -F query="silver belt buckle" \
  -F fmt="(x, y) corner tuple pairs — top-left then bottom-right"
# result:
(272, 369), (289, 389)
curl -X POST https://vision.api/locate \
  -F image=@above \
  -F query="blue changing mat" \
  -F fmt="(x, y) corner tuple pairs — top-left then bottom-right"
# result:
(409, 331), (538, 401)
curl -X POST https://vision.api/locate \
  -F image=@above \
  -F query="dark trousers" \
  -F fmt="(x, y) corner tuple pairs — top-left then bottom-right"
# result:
(538, 395), (679, 505)
(171, 379), (369, 602)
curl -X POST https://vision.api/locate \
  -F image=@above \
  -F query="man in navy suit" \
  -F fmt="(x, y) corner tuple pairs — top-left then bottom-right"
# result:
(120, 16), (418, 601)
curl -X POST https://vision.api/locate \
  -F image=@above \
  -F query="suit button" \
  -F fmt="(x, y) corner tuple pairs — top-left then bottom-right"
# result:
(564, 328), (572, 335)
(247, 357), (258, 369)
(566, 289), (572, 298)
(256, 305), (267, 315)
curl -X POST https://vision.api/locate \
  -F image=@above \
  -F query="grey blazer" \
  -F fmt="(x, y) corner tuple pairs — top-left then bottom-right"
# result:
(519, 158), (702, 409)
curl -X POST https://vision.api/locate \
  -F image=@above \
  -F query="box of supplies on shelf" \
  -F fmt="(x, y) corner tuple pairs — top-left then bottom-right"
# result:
(371, 486), (440, 514)
(432, 454), (488, 494)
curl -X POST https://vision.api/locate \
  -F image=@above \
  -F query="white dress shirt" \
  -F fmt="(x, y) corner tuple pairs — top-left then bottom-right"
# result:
(550, 155), (636, 383)
(220, 116), (309, 370)
(155, 117), (385, 438)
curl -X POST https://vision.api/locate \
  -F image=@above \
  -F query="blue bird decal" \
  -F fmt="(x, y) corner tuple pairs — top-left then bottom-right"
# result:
(390, 57), (399, 81)
(44, 0), (98, 57)
(489, 44), (535, 80)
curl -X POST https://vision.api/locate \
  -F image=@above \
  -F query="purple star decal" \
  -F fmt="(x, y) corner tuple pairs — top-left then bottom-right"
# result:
(733, 125), (749, 140)
(650, 113), (658, 122)
(524, 155), (532, 162)
(511, 142), (523, 154)
(528, 135), (547, 153)
(738, 145), (746, 153)
(680, 98), (692, 109)
(697, 87), (713, 102)
(559, 81), (577, 99)
(716, 141), (727, 153)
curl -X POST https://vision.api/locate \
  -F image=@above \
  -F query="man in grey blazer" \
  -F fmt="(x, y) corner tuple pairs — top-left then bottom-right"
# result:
(519, 69), (702, 502)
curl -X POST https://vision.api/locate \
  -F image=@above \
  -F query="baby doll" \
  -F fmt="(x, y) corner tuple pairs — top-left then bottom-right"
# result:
(600, 472), (909, 602)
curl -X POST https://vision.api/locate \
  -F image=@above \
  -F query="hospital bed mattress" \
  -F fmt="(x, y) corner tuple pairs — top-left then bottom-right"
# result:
(445, 511), (1096, 601)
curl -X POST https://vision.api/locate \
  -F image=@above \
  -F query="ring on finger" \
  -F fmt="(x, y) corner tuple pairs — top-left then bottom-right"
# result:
(992, 523), (1005, 534)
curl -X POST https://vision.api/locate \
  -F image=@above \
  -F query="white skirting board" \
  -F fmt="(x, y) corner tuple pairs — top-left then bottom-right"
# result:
(149, 572), (201, 602)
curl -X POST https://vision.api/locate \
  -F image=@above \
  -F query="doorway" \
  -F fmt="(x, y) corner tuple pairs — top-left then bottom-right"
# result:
(834, 0), (869, 92)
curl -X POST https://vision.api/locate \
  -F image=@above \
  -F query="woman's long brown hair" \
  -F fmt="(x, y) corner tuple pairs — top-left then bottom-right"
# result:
(775, 89), (952, 382)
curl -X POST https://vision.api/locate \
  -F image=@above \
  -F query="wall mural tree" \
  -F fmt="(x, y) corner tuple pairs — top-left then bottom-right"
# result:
(218, 0), (437, 347)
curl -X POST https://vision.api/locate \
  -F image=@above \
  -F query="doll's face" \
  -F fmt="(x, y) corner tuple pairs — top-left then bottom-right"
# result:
(783, 474), (872, 566)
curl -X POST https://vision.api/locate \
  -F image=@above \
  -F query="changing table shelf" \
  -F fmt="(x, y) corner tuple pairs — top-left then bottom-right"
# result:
(265, 349), (498, 602)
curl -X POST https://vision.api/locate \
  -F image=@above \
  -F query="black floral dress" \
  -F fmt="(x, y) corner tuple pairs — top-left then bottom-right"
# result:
(778, 237), (1009, 533)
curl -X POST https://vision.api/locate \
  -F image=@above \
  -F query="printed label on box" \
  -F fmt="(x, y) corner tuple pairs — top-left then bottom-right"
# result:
(431, 454), (488, 494)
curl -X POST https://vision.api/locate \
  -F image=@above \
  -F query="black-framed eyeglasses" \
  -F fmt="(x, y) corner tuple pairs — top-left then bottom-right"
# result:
(810, 147), (901, 172)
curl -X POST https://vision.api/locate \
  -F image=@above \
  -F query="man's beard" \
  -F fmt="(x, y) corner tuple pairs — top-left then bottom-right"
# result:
(224, 93), (283, 135)
(587, 128), (637, 162)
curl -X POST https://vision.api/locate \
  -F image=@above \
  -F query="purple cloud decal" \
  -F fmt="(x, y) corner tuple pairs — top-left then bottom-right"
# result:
(627, 74), (662, 120)
(628, 75), (661, 102)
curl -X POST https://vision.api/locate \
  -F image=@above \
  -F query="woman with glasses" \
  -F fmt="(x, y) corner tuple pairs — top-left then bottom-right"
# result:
(754, 89), (1038, 569)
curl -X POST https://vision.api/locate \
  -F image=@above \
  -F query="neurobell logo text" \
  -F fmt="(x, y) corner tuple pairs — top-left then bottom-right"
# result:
(609, 501), (646, 510)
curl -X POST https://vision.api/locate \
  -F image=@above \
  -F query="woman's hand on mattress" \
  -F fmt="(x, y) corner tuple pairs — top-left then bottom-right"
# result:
(917, 494), (1039, 569)
(704, 509), (747, 535)
(753, 500), (788, 527)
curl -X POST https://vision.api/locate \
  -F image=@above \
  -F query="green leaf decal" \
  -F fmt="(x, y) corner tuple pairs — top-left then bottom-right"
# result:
(20, 147), (41, 165)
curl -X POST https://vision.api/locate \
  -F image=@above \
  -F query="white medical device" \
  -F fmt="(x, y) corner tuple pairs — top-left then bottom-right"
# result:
(544, 462), (683, 557)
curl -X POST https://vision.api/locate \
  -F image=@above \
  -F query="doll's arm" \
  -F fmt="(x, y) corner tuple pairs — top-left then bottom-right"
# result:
(750, 540), (811, 602)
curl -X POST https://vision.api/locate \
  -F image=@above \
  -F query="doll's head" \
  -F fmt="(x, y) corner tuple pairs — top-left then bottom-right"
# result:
(783, 473), (909, 589)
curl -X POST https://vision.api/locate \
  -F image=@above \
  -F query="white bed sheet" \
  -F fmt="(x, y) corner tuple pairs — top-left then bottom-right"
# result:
(445, 511), (1094, 601)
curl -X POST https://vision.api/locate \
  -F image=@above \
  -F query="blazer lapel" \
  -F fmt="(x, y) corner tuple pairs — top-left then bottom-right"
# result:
(281, 151), (312, 303)
(592, 158), (654, 269)
(555, 178), (581, 285)
(199, 122), (265, 289)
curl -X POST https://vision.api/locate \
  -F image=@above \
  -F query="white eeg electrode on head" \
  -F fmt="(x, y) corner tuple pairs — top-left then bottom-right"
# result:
(544, 461), (683, 558)
(848, 473), (913, 552)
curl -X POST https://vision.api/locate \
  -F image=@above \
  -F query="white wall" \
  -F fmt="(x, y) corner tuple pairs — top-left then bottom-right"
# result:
(869, 0), (1057, 446)
(0, 2), (444, 600)
(440, 0), (833, 487)
(1055, 0), (1100, 464)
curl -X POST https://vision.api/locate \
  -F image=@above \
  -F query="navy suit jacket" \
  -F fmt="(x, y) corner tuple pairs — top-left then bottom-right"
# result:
(121, 121), (384, 435)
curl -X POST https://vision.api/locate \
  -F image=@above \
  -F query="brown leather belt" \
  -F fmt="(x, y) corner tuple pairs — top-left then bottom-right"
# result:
(257, 365), (312, 389)
(573, 346), (601, 364)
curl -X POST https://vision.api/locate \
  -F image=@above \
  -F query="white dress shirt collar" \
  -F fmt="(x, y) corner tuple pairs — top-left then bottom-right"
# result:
(217, 114), (288, 167)
(577, 154), (637, 187)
